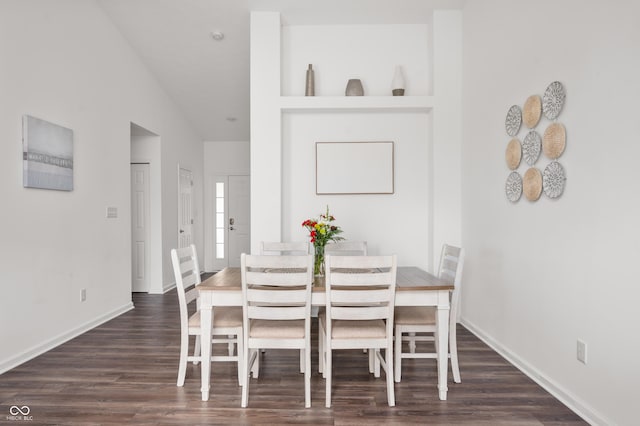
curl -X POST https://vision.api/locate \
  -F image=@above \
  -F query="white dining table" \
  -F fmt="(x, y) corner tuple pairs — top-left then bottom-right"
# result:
(196, 266), (453, 402)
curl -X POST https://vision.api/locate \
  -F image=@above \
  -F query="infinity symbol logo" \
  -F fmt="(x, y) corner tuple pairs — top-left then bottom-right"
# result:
(9, 405), (30, 415)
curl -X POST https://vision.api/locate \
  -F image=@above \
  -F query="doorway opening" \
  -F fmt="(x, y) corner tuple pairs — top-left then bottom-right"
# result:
(130, 123), (162, 294)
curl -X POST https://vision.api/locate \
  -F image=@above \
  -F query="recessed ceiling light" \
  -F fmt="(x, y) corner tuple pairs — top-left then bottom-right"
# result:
(211, 31), (224, 41)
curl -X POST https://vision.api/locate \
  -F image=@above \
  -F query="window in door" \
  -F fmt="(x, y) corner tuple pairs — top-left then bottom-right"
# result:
(215, 181), (225, 259)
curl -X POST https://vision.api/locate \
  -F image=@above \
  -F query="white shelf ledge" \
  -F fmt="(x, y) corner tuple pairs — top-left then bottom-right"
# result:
(279, 96), (434, 112)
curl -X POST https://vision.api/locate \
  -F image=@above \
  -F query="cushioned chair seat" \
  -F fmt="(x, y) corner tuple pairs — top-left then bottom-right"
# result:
(188, 307), (243, 328)
(394, 306), (436, 325)
(249, 319), (305, 338)
(319, 314), (386, 338)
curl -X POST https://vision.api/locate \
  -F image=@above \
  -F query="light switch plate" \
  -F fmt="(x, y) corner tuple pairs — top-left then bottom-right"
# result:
(106, 207), (118, 218)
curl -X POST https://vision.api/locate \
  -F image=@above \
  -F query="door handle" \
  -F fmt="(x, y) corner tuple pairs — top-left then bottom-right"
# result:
(179, 229), (184, 234)
(230, 226), (235, 231)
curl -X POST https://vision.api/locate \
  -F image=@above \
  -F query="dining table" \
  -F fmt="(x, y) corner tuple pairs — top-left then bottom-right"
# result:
(196, 266), (454, 402)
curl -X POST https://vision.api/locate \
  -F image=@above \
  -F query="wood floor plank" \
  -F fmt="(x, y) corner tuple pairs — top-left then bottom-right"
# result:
(0, 290), (586, 425)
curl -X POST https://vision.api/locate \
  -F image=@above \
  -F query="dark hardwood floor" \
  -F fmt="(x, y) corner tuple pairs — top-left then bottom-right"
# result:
(0, 290), (586, 425)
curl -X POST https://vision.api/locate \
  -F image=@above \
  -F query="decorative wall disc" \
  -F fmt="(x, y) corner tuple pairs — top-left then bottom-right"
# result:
(505, 138), (522, 170)
(543, 161), (566, 198)
(522, 130), (542, 165)
(505, 171), (523, 202)
(543, 122), (566, 159)
(523, 167), (543, 201)
(505, 105), (522, 136)
(543, 81), (565, 120)
(523, 95), (542, 128)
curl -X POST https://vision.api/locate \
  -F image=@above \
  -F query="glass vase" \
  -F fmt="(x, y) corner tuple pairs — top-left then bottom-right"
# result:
(314, 244), (325, 277)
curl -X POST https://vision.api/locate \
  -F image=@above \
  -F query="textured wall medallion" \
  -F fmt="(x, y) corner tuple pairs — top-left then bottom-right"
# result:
(522, 130), (542, 165)
(543, 122), (566, 159)
(505, 138), (522, 170)
(505, 105), (522, 136)
(542, 81), (565, 120)
(543, 161), (566, 198)
(505, 171), (523, 202)
(523, 95), (542, 128)
(523, 167), (543, 201)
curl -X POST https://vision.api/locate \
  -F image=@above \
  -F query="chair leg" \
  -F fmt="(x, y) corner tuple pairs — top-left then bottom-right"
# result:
(236, 330), (243, 386)
(177, 333), (189, 386)
(304, 345), (311, 408)
(318, 324), (325, 376)
(325, 348), (332, 408)
(300, 349), (305, 373)
(193, 335), (201, 365)
(374, 349), (381, 378)
(241, 347), (252, 407)
(368, 348), (374, 373)
(385, 346), (395, 407)
(450, 322), (461, 383)
(408, 331), (417, 353)
(394, 326), (402, 383)
(252, 350), (260, 378)
(228, 334), (234, 356)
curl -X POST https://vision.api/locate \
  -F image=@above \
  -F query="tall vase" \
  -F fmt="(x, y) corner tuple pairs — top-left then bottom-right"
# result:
(305, 64), (315, 96)
(314, 244), (325, 277)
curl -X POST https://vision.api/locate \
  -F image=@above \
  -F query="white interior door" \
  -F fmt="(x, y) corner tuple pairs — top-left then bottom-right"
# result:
(228, 175), (250, 267)
(178, 167), (194, 249)
(131, 163), (150, 292)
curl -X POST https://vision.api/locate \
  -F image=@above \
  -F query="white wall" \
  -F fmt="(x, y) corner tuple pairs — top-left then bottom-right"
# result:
(0, 0), (203, 372)
(461, 1), (640, 425)
(252, 17), (460, 268)
(203, 141), (250, 271)
(282, 112), (430, 267)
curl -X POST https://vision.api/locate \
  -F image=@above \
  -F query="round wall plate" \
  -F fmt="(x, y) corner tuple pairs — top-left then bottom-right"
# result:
(523, 95), (542, 128)
(506, 138), (522, 170)
(543, 81), (566, 120)
(505, 171), (523, 202)
(505, 105), (522, 136)
(543, 122), (566, 159)
(523, 167), (543, 201)
(522, 130), (542, 165)
(543, 161), (566, 198)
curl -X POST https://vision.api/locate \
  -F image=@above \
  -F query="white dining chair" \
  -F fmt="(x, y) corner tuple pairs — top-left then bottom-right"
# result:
(260, 240), (312, 373)
(394, 244), (465, 383)
(240, 253), (314, 408)
(324, 240), (368, 256)
(319, 254), (397, 407)
(171, 245), (244, 387)
(260, 241), (312, 255)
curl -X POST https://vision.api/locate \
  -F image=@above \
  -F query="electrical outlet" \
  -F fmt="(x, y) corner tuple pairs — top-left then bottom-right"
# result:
(577, 340), (587, 364)
(80, 288), (87, 302)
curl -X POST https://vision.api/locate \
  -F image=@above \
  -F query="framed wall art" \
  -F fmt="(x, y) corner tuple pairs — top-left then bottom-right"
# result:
(316, 141), (394, 195)
(23, 115), (74, 191)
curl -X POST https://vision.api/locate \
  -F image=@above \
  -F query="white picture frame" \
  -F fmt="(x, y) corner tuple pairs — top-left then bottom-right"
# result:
(316, 141), (394, 195)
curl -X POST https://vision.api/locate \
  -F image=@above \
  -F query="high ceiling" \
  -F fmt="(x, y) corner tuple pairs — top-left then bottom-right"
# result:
(97, 0), (464, 141)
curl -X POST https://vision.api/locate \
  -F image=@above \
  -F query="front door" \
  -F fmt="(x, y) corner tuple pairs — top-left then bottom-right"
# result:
(228, 175), (250, 267)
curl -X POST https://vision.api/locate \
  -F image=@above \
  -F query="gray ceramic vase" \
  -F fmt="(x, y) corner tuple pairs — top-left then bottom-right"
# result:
(345, 79), (364, 96)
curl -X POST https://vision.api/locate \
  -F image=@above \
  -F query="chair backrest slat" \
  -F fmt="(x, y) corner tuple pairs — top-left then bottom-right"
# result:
(437, 244), (465, 323)
(325, 254), (397, 328)
(260, 241), (311, 256)
(171, 244), (202, 329)
(324, 240), (368, 256)
(241, 254), (314, 323)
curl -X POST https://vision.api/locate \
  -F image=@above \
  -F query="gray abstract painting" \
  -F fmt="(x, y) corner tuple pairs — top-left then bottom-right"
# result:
(23, 115), (73, 191)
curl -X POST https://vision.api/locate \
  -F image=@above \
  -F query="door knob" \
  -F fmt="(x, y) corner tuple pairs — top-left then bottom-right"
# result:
(230, 226), (235, 231)
(179, 229), (184, 234)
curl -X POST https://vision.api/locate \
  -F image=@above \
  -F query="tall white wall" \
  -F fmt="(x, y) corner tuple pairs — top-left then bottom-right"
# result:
(251, 16), (463, 268)
(461, 1), (640, 424)
(0, 0), (203, 372)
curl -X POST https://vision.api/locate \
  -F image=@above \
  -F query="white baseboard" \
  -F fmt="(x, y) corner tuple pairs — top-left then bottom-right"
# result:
(0, 302), (134, 375)
(460, 317), (610, 426)
(162, 281), (176, 294)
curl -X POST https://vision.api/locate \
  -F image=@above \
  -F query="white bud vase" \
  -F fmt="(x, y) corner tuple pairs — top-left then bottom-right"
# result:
(392, 65), (405, 96)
